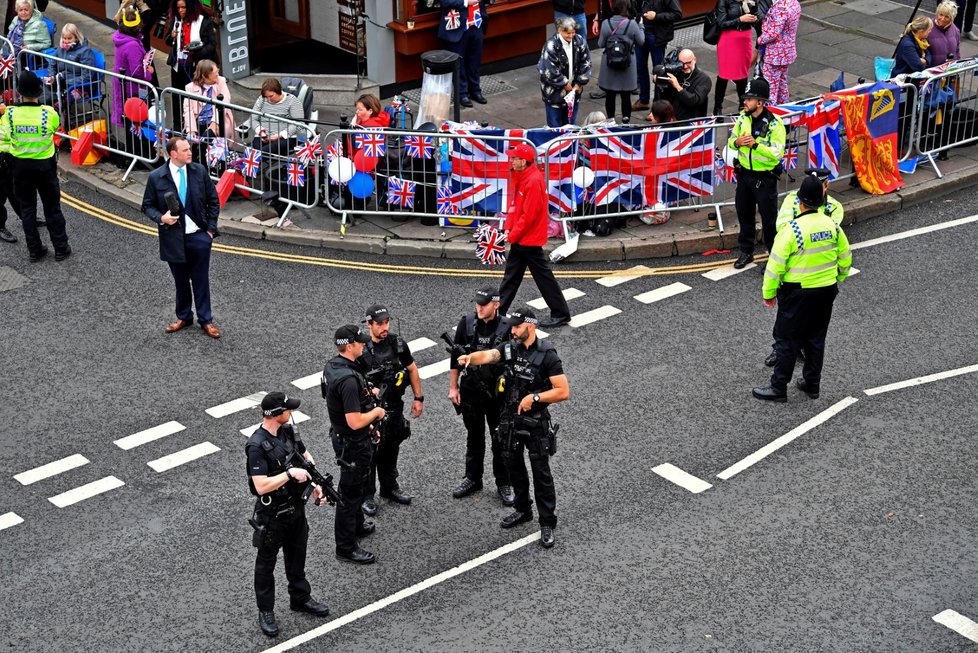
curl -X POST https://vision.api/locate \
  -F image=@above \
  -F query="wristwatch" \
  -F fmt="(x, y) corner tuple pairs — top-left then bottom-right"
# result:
(533, 393), (541, 403)
(415, 395), (424, 403)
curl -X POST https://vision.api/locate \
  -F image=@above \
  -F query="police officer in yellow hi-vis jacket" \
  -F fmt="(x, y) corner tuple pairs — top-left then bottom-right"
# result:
(753, 176), (852, 403)
(728, 77), (786, 270)
(5, 70), (70, 262)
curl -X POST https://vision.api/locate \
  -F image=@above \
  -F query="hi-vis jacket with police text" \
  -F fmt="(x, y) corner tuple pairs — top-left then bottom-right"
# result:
(776, 190), (844, 230)
(4, 103), (58, 160)
(763, 209), (852, 299)
(728, 108), (786, 173)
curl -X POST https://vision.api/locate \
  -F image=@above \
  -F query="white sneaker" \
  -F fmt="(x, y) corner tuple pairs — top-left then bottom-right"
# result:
(966, 30), (978, 40)
(582, 229), (595, 237)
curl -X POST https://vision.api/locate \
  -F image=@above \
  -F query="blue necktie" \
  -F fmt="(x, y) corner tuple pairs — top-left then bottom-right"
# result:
(178, 167), (187, 206)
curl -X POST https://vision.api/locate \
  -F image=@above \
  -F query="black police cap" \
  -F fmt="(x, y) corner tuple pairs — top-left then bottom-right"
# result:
(742, 77), (770, 100)
(363, 304), (390, 323)
(797, 175), (825, 207)
(506, 307), (539, 325)
(335, 324), (369, 345)
(475, 286), (500, 305)
(806, 167), (831, 182)
(261, 392), (301, 416)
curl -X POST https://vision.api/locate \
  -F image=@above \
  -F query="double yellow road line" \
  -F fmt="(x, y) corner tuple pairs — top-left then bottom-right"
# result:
(61, 191), (755, 278)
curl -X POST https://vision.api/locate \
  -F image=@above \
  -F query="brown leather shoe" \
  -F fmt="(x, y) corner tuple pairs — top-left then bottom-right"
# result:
(201, 323), (221, 339)
(165, 319), (191, 333)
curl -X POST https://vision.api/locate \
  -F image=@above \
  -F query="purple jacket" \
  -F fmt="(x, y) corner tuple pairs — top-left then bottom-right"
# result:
(112, 30), (153, 126)
(929, 23), (961, 66)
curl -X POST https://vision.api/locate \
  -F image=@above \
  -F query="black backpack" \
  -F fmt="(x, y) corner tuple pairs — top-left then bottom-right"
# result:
(603, 19), (633, 70)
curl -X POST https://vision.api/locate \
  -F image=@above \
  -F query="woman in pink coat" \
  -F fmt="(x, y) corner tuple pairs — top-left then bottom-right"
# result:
(182, 58), (235, 141)
(757, 0), (801, 105)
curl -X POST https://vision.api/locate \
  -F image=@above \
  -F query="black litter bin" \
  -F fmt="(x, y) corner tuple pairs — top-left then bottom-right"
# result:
(417, 50), (461, 126)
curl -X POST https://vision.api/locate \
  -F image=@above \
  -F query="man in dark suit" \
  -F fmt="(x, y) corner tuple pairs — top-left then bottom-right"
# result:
(141, 136), (222, 338)
(438, 0), (489, 107)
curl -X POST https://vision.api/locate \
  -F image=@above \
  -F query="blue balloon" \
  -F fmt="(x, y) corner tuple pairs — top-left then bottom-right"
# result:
(348, 172), (375, 199)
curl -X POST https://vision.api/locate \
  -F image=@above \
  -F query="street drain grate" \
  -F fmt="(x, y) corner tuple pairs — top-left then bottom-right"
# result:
(400, 75), (518, 104)
(0, 266), (28, 292)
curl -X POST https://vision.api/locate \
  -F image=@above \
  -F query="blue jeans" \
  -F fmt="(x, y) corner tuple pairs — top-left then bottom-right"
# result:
(554, 10), (586, 33)
(636, 29), (667, 104)
(545, 100), (579, 128)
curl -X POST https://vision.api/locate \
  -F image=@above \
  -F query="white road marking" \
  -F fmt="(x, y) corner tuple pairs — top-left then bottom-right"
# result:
(717, 396), (859, 480)
(596, 265), (650, 287)
(535, 329), (550, 339)
(652, 463), (713, 493)
(148, 442), (221, 473)
(205, 392), (267, 418)
(407, 337), (437, 352)
(114, 421), (186, 450)
(528, 288), (585, 309)
(569, 305), (622, 327)
(419, 358), (451, 380)
(241, 411), (312, 437)
(48, 476), (125, 508)
(702, 262), (757, 281)
(634, 282), (692, 304)
(261, 532), (541, 653)
(14, 454), (89, 486)
(0, 512), (24, 531)
(848, 266), (860, 277)
(291, 372), (322, 391)
(851, 215), (978, 250)
(933, 609), (978, 643)
(864, 364), (978, 396)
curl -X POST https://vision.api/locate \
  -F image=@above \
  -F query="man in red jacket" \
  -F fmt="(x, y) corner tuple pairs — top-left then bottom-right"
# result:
(498, 143), (572, 328)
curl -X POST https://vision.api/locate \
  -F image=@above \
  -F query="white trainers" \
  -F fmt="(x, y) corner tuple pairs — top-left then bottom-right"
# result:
(966, 30), (978, 40)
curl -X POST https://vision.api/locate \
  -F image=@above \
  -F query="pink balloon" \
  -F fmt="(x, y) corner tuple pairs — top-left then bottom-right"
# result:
(353, 149), (379, 172)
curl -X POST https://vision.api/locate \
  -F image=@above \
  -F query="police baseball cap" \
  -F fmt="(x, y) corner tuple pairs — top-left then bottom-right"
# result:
(475, 286), (500, 305)
(506, 307), (539, 325)
(806, 167), (831, 182)
(504, 143), (536, 162)
(335, 324), (369, 345)
(797, 175), (825, 206)
(261, 392), (301, 416)
(363, 304), (390, 323)
(742, 77), (770, 100)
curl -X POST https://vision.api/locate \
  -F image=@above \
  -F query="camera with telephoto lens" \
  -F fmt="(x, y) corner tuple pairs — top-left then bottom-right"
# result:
(652, 61), (684, 80)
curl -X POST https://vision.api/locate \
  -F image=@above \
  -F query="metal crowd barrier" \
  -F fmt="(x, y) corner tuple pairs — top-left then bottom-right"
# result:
(911, 58), (978, 178)
(160, 86), (321, 224)
(17, 45), (163, 180)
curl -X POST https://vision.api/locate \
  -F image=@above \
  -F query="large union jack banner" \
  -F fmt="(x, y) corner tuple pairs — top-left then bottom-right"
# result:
(447, 127), (579, 215)
(588, 120), (716, 209)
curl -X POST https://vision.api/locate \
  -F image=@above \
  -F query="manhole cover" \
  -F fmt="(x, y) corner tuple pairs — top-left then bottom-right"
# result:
(0, 266), (28, 292)
(400, 74), (518, 104)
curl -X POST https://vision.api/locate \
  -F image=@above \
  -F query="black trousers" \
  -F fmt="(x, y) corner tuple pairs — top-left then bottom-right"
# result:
(0, 155), (21, 229)
(770, 284), (839, 392)
(506, 428), (557, 528)
(254, 508), (311, 612)
(331, 432), (373, 554)
(955, 0), (976, 34)
(735, 172), (779, 255)
(366, 410), (409, 497)
(461, 396), (509, 486)
(498, 243), (571, 319)
(12, 157), (69, 255)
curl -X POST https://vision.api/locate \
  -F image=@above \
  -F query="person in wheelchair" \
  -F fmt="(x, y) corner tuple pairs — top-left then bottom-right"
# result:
(42, 23), (96, 110)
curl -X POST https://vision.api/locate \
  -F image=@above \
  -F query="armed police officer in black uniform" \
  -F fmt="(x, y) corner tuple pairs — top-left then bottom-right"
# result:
(323, 325), (385, 565)
(447, 286), (514, 506)
(246, 392), (331, 638)
(458, 308), (570, 549)
(357, 304), (425, 515)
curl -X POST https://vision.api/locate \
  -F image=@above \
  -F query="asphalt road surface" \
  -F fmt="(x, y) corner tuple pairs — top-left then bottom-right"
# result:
(1, 180), (976, 652)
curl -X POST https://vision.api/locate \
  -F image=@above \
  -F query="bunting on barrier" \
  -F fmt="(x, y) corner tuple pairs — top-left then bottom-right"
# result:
(436, 184), (460, 215)
(240, 147), (262, 178)
(806, 100), (842, 178)
(287, 161), (306, 187)
(206, 137), (227, 168)
(0, 55), (14, 79)
(405, 135), (433, 159)
(387, 176), (416, 208)
(355, 129), (386, 157)
(828, 82), (903, 194)
(294, 135), (323, 166)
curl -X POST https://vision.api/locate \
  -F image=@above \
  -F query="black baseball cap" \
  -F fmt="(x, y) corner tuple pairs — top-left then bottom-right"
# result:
(261, 391), (300, 416)
(363, 304), (390, 323)
(475, 286), (500, 305)
(806, 167), (831, 182)
(506, 307), (539, 325)
(335, 324), (370, 345)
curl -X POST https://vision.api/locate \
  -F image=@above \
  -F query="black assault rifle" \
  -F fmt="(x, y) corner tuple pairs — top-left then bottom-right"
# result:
(285, 450), (343, 507)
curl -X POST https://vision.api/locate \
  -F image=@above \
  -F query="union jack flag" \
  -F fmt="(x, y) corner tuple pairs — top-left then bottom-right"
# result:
(325, 139), (342, 163)
(588, 120), (716, 209)
(0, 55), (14, 79)
(444, 9), (461, 30)
(405, 135), (433, 159)
(387, 176), (416, 208)
(769, 101), (819, 129)
(294, 135), (323, 166)
(241, 147), (262, 178)
(806, 100), (841, 178)
(474, 224), (506, 265)
(437, 184), (459, 215)
(448, 128), (579, 215)
(467, 5), (482, 28)
(355, 129), (386, 157)
(714, 152), (735, 184)
(287, 161), (306, 187)
(782, 144), (798, 169)
(206, 137), (227, 168)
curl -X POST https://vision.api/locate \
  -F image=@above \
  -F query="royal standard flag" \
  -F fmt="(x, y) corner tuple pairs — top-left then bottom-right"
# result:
(829, 82), (903, 195)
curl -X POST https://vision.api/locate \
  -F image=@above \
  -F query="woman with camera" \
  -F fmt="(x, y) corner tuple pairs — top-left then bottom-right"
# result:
(165, 0), (218, 132)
